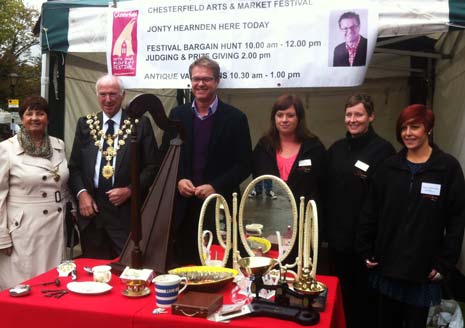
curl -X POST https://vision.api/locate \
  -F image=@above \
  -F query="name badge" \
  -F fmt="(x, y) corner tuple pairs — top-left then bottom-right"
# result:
(421, 182), (441, 196)
(299, 159), (312, 167)
(355, 160), (369, 172)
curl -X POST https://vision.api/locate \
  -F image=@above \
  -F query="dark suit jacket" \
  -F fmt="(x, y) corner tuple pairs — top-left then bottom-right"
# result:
(68, 110), (158, 232)
(160, 99), (252, 225)
(333, 36), (367, 67)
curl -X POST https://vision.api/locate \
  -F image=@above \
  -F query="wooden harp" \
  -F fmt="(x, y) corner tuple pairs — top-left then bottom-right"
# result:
(112, 93), (184, 273)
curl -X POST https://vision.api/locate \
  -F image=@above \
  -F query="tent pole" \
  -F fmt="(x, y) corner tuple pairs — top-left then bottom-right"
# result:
(426, 58), (434, 110)
(40, 53), (50, 101)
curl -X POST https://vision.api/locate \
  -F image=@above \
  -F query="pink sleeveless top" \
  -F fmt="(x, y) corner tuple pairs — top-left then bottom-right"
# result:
(276, 152), (298, 181)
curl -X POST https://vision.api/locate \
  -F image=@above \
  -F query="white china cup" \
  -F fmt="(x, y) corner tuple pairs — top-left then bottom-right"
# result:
(152, 274), (188, 308)
(92, 265), (112, 283)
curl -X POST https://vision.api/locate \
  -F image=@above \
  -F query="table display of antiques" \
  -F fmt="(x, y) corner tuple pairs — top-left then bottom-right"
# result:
(5, 175), (328, 327)
(7, 175), (327, 325)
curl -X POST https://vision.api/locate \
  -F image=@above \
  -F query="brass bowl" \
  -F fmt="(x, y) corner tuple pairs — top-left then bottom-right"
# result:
(168, 266), (238, 292)
(237, 256), (278, 277)
(293, 279), (327, 296)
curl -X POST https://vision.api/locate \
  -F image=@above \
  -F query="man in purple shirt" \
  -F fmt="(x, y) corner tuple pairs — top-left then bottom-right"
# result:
(160, 56), (252, 265)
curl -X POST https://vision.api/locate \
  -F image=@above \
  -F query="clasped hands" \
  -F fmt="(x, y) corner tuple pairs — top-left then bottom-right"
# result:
(177, 179), (215, 199)
(78, 187), (131, 217)
(365, 257), (442, 281)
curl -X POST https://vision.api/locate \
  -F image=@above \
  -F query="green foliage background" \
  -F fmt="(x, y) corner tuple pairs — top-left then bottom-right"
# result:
(0, 0), (41, 109)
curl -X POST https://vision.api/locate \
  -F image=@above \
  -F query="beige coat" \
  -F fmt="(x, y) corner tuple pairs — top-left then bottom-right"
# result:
(0, 135), (69, 290)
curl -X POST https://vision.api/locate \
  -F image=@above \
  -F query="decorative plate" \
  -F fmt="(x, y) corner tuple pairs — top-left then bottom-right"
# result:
(67, 281), (112, 295)
(168, 266), (238, 292)
(247, 236), (272, 254)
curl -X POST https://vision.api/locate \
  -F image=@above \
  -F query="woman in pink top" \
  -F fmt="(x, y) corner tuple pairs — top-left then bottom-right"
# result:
(252, 94), (328, 260)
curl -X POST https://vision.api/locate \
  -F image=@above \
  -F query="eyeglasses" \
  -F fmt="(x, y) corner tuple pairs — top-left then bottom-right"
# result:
(191, 77), (216, 83)
(98, 92), (120, 100)
(340, 25), (359, 32)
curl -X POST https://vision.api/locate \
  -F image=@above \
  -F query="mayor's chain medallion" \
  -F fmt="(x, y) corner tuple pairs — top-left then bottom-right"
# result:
(102, 163), (114, 179)
(85, 113), (140, 179)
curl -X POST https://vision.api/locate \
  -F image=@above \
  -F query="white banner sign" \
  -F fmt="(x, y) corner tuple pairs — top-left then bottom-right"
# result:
(107, 0), (378, 89)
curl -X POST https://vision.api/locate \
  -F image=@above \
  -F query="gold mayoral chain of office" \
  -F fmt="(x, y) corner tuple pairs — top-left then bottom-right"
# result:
(86, 113), (139, 179)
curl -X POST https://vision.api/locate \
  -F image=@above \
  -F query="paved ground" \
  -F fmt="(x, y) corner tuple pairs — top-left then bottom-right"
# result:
(242, 186), (294, 242)
(241, 186), (331, 275)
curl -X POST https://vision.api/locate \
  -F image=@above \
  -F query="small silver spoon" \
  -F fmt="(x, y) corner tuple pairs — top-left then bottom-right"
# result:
(83, 266), (93, 275)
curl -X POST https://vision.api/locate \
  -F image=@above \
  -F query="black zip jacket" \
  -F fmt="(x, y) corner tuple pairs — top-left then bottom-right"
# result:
(326, 126), (395, 252)
(357, 145), (465, 282)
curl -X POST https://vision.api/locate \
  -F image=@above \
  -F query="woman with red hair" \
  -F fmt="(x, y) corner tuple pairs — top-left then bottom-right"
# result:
(357, 104), (465, 327)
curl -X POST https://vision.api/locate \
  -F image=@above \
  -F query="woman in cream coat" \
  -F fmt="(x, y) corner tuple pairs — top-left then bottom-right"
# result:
(0, 96), (70, 290)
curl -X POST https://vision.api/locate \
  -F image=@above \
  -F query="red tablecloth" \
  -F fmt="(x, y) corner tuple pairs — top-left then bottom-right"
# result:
(0, 258), (345, 328)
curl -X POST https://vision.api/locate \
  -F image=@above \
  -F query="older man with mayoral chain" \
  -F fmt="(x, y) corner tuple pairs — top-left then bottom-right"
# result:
(68, 75), (158, 259)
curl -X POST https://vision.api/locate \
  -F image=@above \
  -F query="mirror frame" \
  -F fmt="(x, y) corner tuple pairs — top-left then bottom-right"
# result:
(306, 199), (319, 278)
(238, 174), (298, 264)
(296, 199), (319, 278)
(197, 194), (232, 267)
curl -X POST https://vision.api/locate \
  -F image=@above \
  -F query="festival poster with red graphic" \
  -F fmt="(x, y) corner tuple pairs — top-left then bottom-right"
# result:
(111, 10), (138, 76)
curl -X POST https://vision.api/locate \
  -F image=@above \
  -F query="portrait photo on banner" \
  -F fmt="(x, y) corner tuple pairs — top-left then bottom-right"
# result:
(328, 9), (368, 67)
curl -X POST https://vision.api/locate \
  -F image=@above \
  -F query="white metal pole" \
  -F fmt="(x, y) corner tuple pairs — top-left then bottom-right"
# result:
(40, 53), (50, 101)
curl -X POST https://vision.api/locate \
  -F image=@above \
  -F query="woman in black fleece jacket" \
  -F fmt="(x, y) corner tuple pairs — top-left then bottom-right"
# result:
(357, 104), (465, 328)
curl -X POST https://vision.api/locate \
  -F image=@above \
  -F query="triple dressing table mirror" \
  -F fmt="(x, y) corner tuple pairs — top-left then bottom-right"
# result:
(197, 174), (299, 268)
(197, 175), (325, 326)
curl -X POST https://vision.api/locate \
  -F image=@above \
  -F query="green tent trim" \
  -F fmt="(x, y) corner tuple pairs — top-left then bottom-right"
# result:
(40, 0), (132, 53)
(450, 0), (465, 29)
